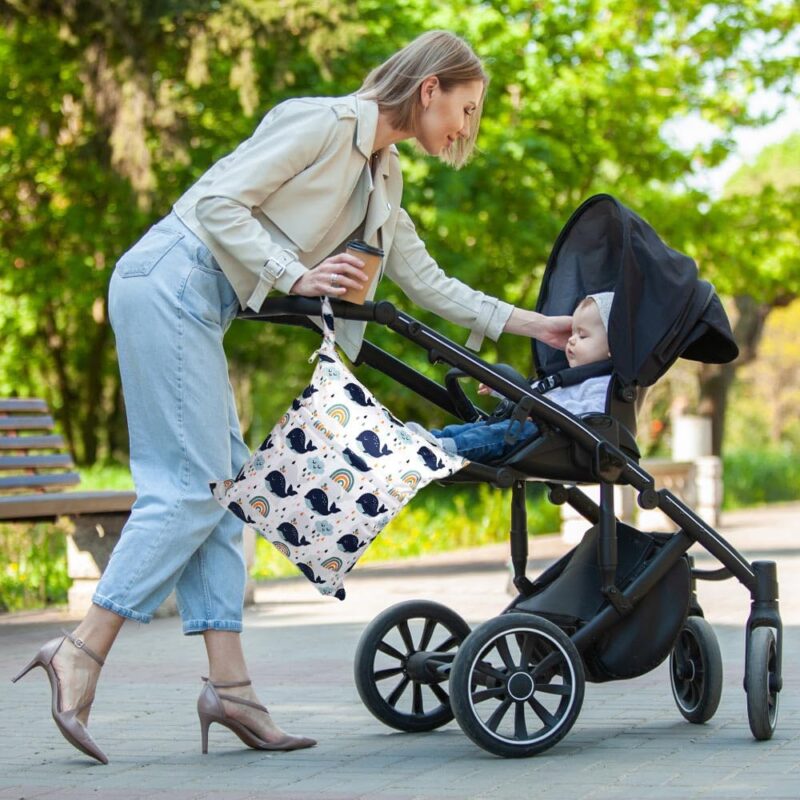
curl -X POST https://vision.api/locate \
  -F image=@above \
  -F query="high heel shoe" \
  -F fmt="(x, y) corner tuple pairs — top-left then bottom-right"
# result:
(11, 630), (108, 764)
(197, 677), (317, 754)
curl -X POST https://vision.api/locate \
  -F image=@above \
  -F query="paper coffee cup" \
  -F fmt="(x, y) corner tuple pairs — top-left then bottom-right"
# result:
(342, 240), (384, 304)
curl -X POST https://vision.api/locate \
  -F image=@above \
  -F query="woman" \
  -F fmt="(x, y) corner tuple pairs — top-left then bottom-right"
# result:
(12, 30), (572, 763)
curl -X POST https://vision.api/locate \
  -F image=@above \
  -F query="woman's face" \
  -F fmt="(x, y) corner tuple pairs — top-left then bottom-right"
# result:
(414, 78), (484, 156)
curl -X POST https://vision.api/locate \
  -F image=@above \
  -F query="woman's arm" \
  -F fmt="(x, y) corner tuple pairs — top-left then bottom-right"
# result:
(503, 307), (573, 350)
(385, 208), (572, 350)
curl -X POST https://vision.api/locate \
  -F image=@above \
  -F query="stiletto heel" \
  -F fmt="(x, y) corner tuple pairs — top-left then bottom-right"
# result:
(199, 712), (212, 755)
(10, 630), (109, 764)
(197, 677), (316, 753)
(10, 657), (39, 684)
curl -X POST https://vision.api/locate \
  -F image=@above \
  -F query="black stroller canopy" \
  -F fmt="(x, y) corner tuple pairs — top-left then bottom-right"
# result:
(533, 195), (739, 387)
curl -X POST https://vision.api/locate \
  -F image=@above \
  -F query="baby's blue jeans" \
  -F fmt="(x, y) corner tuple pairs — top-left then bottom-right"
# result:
(94, 212), (250, 634)
(431, 418), (539, 462)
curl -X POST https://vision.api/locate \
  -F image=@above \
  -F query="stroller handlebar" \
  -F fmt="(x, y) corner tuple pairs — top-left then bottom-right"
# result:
(237, 296), (398, 325)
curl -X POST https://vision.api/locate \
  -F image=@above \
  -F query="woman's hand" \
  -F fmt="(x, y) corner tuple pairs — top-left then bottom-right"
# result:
(503, 308), (573, 350)
(289, 253), (368, 297)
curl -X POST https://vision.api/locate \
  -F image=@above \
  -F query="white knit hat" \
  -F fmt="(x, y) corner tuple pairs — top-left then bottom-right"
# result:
(586, 291), (614, 332)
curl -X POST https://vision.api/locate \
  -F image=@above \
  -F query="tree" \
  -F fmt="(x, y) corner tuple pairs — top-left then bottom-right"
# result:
(1, 0), (798, 460)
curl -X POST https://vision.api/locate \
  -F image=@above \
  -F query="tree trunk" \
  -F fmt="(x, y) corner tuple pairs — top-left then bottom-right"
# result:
(697, 296), (771, 456)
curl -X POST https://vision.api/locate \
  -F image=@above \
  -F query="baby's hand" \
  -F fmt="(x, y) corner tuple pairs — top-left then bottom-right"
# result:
(477, 383), (492, 396)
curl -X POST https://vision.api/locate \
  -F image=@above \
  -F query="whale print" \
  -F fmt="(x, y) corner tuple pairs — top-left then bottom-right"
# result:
(297, 563), (325, 584)
(304, 489), (341, 515)
(301, 384), (319, 399)
(265, 470), (298, 497)
(337, 534), (367, 553)
(342, 447), (371, 472)
(227, 501), (256, 525)
(286, 428), (318, 453)
(258, 434), (274, 452)
(355, 493), (388, 517)
(418, 446), (446, 471)
(277, 522), (310, 547)
(356, 430), (393, 458)
(344, 383), (375, 407)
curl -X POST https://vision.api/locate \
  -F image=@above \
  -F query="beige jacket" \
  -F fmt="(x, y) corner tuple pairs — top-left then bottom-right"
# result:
(173, 94), (513, 359)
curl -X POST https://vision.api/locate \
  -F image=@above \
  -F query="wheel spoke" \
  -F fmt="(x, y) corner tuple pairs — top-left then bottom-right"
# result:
(387, 676), (410, 707)
(486, 698), (512, 732)
(534, 682), (571, 696)
(429, 682), (450, 705)
(528, 696), (558, 728)
(433, 634), (459, 652)
(495, 637), (517, 671)
(418, 618), (437, 651)
(531, 651), (561, 679)
(374, 666), (405, 681)
(519, 634), (535, 669)
(514, 701), (529, 740)
(471, 686), (506, 704)
(377, 640), (405, 661)
(412, 682), (424, 715)
(397, 621), (415, 654)
(473, 659), (509, 683)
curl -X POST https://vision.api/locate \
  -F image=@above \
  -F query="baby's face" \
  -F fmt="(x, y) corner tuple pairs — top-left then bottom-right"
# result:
(566, 300), (609, 368)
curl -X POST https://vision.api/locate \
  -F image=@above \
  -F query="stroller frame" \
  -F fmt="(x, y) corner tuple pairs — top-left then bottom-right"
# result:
(241, 295), (782, 756)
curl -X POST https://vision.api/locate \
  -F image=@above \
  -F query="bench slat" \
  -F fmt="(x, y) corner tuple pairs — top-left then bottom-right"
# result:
(0, 434), (66, 451)
(0, 472), (81, 491)
(0, 415), (55, 432)
(0, 399), (49, 413)
(0, 490), (136, 521)
(0, 454), (75, 471)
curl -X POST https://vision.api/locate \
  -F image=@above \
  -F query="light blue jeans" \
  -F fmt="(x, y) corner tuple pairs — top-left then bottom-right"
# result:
(94, 211), (250, 634)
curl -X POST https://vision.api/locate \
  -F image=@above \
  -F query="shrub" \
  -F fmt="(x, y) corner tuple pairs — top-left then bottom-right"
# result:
(723, 447), (800, 509)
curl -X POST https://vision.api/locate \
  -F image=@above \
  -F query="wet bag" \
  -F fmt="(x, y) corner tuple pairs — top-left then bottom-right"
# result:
(211, 297), (465, 599)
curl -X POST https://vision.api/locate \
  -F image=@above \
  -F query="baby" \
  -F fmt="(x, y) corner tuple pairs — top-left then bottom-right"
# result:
(409, 292), (614, 463)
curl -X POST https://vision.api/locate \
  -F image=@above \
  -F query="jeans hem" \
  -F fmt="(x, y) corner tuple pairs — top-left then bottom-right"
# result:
(183, 619), (243, 636)
(92, 594), (153, 624)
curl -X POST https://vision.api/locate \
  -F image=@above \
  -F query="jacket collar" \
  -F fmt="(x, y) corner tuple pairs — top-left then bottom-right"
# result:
(353, 94), (378, 160)
(353, 95), (395, 177)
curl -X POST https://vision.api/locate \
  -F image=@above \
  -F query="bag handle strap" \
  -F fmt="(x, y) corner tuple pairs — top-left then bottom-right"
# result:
(308, 296), (337, 363)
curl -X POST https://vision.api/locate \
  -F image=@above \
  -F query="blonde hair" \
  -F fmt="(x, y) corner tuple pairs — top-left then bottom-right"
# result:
(357, 30), (488, 169)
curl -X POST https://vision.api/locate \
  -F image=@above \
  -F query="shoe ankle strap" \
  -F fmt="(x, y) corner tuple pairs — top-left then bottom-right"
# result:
(62, 630), (105, 667)
(201, 675), (252, 689)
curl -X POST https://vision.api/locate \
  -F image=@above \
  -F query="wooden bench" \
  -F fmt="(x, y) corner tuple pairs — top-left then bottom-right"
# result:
(1, 398), (257, 615)
(0, 398), (136, 613)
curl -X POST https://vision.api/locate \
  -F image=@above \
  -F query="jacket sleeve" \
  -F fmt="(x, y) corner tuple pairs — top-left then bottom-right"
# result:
(194, 100), (338, 306)
(384, 208), (514, 350)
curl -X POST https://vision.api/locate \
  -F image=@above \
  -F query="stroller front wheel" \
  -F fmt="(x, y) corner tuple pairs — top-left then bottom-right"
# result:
(354, 600), (471, 732)
(745, 626), (779, 740)
(669, 615), (723, 724)
(450, 613), (585, 758)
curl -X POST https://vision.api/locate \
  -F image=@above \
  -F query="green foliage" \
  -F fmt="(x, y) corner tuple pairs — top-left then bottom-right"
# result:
(0, 521), (70, 612)
(722, 447), (800, 510)
(2, 0), (799, 450)
(252, 482), (561, 580)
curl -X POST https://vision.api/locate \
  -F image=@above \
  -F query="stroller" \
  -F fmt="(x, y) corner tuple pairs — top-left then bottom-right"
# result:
(241, 194), (782, 757)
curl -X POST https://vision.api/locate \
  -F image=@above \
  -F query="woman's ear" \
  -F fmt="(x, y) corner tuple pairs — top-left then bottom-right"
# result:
(419, 75), (439, 109)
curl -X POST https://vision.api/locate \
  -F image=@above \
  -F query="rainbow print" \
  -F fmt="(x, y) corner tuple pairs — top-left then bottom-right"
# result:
(321, 556), (343, 571)
(272, 541), (290, 557)
(389, 486), (412, 501)
(329, 468), (355, 492)
(326, 403), (351, 426)
(401, 470), (422, 488)
(278, 413), (290, 428)
(248, 496), (270, 517)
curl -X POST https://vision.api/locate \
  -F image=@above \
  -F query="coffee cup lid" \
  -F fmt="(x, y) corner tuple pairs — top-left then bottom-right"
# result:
(346, 240), (384, 257)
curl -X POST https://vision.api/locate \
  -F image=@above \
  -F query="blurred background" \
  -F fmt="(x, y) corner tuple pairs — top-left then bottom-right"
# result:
(1, 0), (798, 609)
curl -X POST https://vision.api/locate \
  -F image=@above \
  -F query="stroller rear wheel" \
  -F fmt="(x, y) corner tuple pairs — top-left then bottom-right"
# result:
(354, 600), (471, 732)
(450, 613), (584, 758)
(745, 626), (779, 740)
(669, 615), (723, 724)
